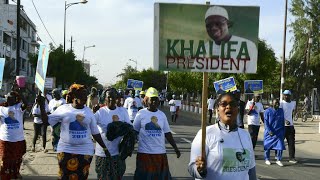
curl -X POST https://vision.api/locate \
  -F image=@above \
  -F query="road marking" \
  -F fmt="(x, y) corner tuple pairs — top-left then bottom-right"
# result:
(171, 131), (176, 134)
(181, 138), (192, 144)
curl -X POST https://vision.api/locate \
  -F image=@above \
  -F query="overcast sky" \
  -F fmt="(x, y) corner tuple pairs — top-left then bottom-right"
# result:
(21, 0), (294, 85)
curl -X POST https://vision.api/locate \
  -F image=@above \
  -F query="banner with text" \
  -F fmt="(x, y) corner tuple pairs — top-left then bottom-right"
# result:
(244, 80), (263, 94)
(35, 45), (50, 93)
(0, 58), (5, 89)
(214, 77), (237, 94)
(154, 3), (259, 73)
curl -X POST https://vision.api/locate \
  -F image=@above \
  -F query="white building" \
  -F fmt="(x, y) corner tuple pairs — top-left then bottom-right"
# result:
(0, 0), (38, 94)
(83, 60), (90, 75)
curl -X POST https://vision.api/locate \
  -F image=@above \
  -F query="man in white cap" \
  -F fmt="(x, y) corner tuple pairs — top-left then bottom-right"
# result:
(279, 90), (297, 163)
(192, 6), (257, 73)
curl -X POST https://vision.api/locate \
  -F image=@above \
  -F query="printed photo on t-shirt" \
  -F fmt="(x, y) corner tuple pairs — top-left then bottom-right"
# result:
(69, 114), (88, 139)
(145, 116), (162, 137)
(222, 148), (250, 173)
(5, 111), (20, 129)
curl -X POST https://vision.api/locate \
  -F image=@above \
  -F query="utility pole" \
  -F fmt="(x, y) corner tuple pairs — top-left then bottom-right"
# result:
(70, 36), (76, 51)
(280, 0), (288, 100)
(16, 0), (21, 76)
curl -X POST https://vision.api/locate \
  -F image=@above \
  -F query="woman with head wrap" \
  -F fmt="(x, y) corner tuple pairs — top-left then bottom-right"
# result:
(39, 84), (110, 180)
(133, 87), (181, 180)
(0, 86), (28, 179)
(87, 87), (99, 111)
(94, 88), (132, 180)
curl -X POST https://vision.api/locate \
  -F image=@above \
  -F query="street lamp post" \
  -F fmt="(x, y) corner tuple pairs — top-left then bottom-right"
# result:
(82, 45), (95, 63)
(64, 0), (88, 53)
(129, 59), (137, 70)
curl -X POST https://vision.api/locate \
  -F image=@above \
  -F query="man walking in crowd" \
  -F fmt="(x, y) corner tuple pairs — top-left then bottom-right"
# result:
(174, 95), (182, 122)
(48, 89), (66, 152)
(302, 94), (312, 122)
(234, 89), (245, 128)
(280, 90), (297, 163)
(245, 94), (264, 149)
(87, 87), (99, 112)
(134, 90), (143, 110)
(139, 91), (146, 108)
(264, 99), (285, 167)
(123, 91), (138, 123)
(207, 94), (215, 124)
(169, 95), (177, 122)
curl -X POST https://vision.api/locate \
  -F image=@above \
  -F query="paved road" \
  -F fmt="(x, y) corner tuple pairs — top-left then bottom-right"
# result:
(21, 106), (320, 180)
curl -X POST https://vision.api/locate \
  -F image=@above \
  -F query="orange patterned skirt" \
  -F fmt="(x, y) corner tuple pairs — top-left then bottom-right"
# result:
(0, 140), (26, 180)
(57, 152), (93, 180)
(134, 153), (172, 180)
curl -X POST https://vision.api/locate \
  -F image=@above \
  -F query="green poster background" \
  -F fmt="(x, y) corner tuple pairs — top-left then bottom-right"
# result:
(155, 3), (260, 72)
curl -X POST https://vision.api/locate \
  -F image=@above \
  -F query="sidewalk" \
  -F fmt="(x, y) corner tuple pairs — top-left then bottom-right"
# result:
(19, 111), (320, 179)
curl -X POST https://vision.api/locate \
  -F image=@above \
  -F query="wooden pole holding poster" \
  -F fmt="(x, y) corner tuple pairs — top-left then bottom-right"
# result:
(201, 1), (210, 159)
(201, 72), (208, 158)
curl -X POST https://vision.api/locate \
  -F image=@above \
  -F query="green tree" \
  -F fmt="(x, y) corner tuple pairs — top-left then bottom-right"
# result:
(287, 0), (320, 100)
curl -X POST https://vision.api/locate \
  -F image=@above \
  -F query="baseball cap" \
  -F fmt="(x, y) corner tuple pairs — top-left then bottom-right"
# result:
(139, 91), (145, 95)
(145, 87), (159, 98)
(62, 90), (68, 96)
(205, 6), (229, 20)
(283, 90), (291, 95)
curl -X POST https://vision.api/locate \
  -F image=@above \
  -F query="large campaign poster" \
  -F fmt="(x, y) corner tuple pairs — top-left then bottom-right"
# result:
(213, 77), (237, 94)
(35, 45), (50, 93)
(154, 3), (259, 73)
(0, 58), (5, 89)
(244, 80), (263, 94)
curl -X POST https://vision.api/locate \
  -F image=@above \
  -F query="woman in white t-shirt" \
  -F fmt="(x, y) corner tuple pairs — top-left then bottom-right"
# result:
(94, 88), (132, 179)
(188, 92), (256, 180)
(31, 99), (50, 152)
(133, 87), (181, 179)
(39, 84), (110, 180)
(0, 90), (27, 179)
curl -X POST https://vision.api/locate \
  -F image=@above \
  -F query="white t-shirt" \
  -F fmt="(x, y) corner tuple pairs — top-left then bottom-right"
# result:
(189, 124), (255, 180)
(175, 100), (182, 109)
(48, 104), (100, 155)
(48, 98), (66, 113)
(133, 108), (171, 154)
(245, 100), (264, 125)
(134, 97), (143, 108)
(280, 100), (296, 126)
(0, 103), (25, 142)
(46, 94), (52, 102)
(207, 98), (215, 110)
(94, 106), (132, 157)
(32, 104), (49, 124)
(123, 97), (138, 120)
(169, 99), (176, 112)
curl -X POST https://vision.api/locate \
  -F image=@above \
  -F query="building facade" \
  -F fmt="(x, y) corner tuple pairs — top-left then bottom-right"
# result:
(0, 0), (38, 94)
